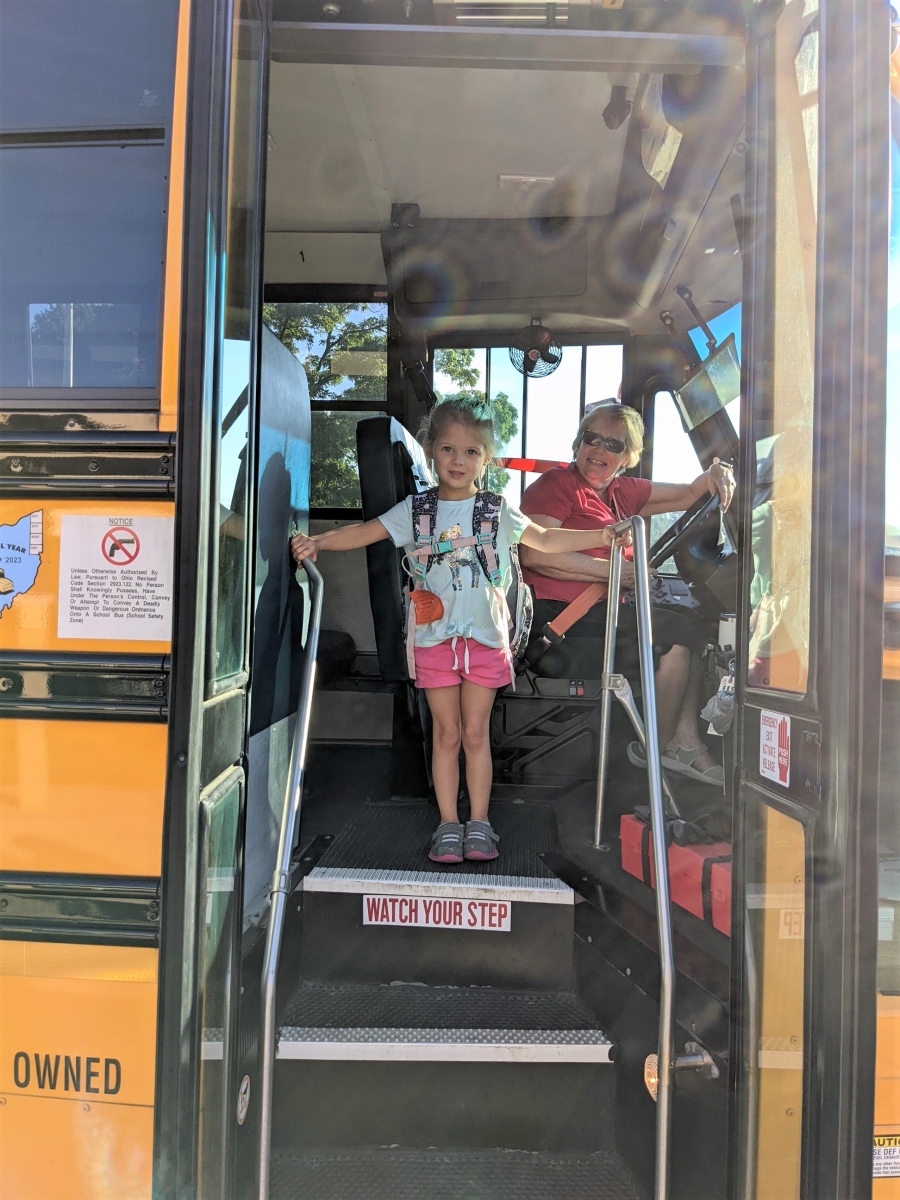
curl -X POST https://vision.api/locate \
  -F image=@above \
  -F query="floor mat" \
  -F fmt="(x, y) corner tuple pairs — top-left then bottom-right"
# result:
(280, 980), (599, 1030)
(270, 1149), (646, 1200)
(313, 802), (558, 880)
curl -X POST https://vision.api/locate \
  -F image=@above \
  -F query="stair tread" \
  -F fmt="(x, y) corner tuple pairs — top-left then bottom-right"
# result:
(280, 980), (601, 1032)
(270, 1148), (645, 1200)
(313, 802), (558, 881)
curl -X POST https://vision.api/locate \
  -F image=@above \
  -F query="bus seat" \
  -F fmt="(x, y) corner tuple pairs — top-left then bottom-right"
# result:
(356, 416), (433, 685)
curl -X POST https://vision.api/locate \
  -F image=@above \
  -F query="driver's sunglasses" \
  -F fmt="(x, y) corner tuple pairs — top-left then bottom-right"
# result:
(580, 430), (627, 454)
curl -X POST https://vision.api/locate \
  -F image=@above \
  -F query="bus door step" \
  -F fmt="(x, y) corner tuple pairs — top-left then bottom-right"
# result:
(270, 1148), (643, 1200)
(272, 980), (616, 1154)
(297, 802), (574, 989)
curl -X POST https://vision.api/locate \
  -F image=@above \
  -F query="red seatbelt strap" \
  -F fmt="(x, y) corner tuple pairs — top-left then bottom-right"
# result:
(497, 457), (568, 474)
(536, 483), (627, 645)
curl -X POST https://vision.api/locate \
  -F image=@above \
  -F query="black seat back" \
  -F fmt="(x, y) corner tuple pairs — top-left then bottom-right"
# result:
(356, 416), (434, 684)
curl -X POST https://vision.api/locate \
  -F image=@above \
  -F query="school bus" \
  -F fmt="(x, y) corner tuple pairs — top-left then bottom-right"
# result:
(0, 0), (896, 1197)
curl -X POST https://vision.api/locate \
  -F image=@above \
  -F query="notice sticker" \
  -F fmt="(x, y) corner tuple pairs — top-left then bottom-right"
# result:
(363, 894), (511, 932)
(874, 1134), (900, 1177)
(760, 709), (791, 787)
(58, 515), (174, 640)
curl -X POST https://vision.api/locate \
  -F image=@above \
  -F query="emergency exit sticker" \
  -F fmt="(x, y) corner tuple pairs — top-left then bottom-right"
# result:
(57, 515), (174, 640)
(760, 709), (791, 787)
(363, 894), (511, 931)
(873, 1134), (900, 1177)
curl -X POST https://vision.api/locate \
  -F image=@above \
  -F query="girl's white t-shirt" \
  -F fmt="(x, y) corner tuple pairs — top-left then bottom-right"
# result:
(377, 495), (531, 649)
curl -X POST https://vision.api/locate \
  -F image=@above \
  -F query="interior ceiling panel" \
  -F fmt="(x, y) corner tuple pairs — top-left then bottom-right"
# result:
(265, 60), (628, 231)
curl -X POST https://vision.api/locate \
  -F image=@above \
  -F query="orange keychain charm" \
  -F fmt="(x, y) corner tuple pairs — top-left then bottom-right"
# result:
(410, 589), (444, 624)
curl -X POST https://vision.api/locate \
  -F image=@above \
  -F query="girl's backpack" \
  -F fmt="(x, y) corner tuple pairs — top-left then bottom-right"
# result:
(405, 487), (533, 678)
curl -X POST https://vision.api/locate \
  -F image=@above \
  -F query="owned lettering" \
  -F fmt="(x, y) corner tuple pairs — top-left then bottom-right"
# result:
(12, 1052), (121, 1095)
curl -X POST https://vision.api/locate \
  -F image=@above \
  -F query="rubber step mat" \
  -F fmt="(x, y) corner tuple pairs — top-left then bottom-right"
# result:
(280, 980), (599, 1031)
(270, 1149), (645, 1200)
(314, 802), (557, 880)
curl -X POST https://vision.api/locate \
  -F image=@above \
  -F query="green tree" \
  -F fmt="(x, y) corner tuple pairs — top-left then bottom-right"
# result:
(263, 301), (387, 404)
(263, 303), (387, 506)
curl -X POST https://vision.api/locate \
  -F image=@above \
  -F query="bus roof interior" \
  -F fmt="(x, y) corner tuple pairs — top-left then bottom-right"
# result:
(263, 21), (747, 334)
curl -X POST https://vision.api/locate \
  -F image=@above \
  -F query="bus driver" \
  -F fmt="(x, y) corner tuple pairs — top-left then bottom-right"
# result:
(519, 401), (735, 786)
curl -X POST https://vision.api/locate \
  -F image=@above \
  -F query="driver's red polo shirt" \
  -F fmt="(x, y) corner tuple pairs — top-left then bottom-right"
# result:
(519, 465), (652, 604)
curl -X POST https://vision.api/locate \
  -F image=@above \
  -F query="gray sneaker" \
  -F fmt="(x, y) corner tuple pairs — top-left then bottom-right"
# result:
(429, 822), (464, 864)
(464, 820), (500, 862)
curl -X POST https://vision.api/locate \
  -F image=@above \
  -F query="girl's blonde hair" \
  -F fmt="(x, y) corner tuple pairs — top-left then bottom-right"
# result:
(573, 401), (644, 469)
(417, 396), (498, 461)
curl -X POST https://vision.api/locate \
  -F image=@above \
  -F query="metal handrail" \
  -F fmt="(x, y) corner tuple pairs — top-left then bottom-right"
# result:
(631, 515), (677, 1200)
(593, 534), (680, 848)
(258, 558), (324, 1200)
(593, 540), (623, 846)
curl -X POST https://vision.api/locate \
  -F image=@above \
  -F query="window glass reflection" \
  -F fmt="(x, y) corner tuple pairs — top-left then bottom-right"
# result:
(263, 302), (388, 405)
(0, 1), (178, 394)
(747, 0), (819, 693)
(0, 145), (169, 391)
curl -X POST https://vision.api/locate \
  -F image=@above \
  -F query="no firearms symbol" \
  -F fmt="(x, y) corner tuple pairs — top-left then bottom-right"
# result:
(101, 527), (141, 566)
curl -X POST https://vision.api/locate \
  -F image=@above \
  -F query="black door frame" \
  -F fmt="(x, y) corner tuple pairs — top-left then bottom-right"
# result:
(731, 0), (888, 1196)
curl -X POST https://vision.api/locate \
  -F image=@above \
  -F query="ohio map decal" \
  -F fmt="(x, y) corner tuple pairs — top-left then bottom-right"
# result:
(0, 511), (43, 615)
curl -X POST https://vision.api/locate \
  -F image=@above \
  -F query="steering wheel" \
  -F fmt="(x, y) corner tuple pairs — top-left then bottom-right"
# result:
(647, 491), (721, 571)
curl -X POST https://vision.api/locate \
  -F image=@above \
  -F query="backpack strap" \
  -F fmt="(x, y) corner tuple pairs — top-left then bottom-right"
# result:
(472, 490), (504, 587)
(410, 487), (440, 583)
(407, 488), (504, 587)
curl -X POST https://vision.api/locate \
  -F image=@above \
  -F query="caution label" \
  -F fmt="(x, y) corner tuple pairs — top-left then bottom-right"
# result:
(363, 894), (511, 932)
(58, 514), (174, 640)
(874, 1134), (900, 1177)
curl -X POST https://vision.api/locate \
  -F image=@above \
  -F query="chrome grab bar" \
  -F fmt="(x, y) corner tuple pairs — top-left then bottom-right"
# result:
(593, 526), (679, 848)
(258, 558), (324, 1200)
(592, 517), (676, 1200)
(631, 515), (676, 1200)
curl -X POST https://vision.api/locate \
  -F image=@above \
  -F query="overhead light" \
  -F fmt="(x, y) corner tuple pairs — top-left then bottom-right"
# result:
(499, 174), (556, 190)
(704, 247), (716, 254)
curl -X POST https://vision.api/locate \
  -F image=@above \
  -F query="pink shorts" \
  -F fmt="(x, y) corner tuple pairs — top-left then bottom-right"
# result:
(414, 637), (512, 690)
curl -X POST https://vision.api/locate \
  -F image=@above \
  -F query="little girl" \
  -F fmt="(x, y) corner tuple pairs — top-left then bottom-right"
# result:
(290, 398), (630, 866)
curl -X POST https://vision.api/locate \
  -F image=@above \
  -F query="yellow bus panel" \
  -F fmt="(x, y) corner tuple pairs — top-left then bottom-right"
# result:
(0, 499), (174, 654)
(875, 994), (900, 1195)
(0, 720), (167, 876)
(0, 944), (157, 1200)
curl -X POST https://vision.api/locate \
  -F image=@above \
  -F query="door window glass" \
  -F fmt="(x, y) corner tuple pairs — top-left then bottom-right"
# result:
(0, 1), (178, 394)
(212, 0), (263, 683)
(264, 301), (388, 513)
(748, 0), (819, 693)
(309, 411), (380, 509)
(263, 302), (388, 405)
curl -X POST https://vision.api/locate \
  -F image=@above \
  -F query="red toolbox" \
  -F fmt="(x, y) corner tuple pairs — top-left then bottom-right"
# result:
(709, 859), (732, 936)
(620, 813), (732, 935)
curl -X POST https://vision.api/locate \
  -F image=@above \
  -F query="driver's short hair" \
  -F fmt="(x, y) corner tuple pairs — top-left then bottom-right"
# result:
(574, 401), (644, 469)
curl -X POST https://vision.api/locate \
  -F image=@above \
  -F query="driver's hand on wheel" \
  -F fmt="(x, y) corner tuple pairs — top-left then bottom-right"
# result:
(708, 458), (735, 512)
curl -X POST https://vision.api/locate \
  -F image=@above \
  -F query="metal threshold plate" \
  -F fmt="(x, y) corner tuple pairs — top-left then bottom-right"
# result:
(277, 1025), (614, 1062)
(304, 867), (572, 905)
